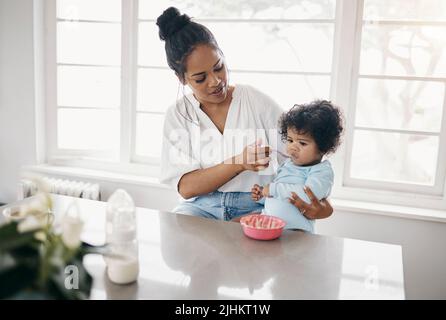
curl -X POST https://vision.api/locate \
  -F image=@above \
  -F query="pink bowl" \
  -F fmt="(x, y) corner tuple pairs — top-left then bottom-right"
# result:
(240, 214), (286, 240)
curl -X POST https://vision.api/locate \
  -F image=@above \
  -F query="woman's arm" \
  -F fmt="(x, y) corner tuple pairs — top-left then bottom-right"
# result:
(178, 145), (270, 199)
(288, 187), (333, 219)
(178, 160), (243, 199)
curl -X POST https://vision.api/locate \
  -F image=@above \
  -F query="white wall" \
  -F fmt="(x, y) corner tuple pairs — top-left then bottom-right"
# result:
(1, 0), (445, 300)
(0, 0), (42, 204)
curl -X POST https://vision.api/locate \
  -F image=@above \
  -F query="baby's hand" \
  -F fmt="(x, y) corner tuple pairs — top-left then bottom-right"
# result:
(251, 184), (264, 201)
(262, 184), (270, 198)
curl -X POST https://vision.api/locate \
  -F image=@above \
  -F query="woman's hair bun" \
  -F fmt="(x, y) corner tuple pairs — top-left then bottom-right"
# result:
(156, 7), (191, 41)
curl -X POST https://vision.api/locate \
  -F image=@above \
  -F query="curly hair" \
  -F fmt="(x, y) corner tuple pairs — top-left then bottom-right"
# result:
(279, 100), (344, 155)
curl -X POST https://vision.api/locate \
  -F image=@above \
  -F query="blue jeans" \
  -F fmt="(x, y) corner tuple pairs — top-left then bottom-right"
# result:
(173, 191), (264, 221)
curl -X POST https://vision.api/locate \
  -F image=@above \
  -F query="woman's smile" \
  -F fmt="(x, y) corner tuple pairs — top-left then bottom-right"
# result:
(210, 83), (225, 97)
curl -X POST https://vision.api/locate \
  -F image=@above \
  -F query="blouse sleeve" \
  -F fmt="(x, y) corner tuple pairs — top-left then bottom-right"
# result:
(247, 85), (287, 164)
(159, 105), (201, 191)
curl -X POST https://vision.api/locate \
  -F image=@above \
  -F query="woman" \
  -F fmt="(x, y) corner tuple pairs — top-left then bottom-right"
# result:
(158, 7), (332, 222)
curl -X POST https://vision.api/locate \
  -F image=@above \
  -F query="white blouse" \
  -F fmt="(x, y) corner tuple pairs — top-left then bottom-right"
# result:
(159, 84), (286, 194)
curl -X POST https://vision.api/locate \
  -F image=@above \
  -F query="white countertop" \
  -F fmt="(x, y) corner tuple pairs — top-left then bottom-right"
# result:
(2, 194), (405, 299)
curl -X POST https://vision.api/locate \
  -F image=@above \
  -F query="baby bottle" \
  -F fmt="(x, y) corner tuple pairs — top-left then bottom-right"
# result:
(105, 189), (139, 284)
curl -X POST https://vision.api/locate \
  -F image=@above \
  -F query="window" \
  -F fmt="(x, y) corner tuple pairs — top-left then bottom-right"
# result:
(332, 0), (446, 208)
(45, 0), (446, 208)
(49, 0), (122, 160)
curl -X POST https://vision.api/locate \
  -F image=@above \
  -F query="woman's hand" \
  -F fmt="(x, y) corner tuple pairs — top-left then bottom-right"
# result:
(288, 187), (333, 220)
(234, 142), (270, 172)
(251, 184), (264, 201)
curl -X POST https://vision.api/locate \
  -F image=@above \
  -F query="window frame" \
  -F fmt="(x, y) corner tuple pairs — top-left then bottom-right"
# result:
(45, 0), (151, 173)
(329, 0), (446, 209)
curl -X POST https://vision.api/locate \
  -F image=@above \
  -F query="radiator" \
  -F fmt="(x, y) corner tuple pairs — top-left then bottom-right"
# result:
(18, 177), (101, 201)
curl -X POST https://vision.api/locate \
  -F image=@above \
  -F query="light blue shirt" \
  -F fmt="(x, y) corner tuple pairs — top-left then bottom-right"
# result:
(261, 159), (334, 233)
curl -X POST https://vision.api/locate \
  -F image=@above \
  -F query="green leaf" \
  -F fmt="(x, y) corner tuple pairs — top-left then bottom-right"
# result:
(0, 216), (95, 300)
(0, 264), (37, 299)
(0, 252), (16, 272)
(0, 221), (18, 238)
(0, 222), (41, 252)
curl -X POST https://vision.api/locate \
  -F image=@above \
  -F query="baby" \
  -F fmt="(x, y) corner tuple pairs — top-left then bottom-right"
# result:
(251, 100), (343, 233)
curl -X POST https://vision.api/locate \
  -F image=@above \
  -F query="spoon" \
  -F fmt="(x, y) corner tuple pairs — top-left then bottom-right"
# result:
(270, 148), (290, 158)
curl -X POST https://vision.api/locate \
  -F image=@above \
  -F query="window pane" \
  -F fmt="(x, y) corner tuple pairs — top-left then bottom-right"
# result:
(137, 68), (180, 112)
(350, 130), (438, 185)
(364, 0), (446, 21)
(231, 73), (330, 109)
(139, 0), (336, 19)
(135, 113), (165, 158)
(58, 66), (121, 108)
(210, 23), (333, 72)
(57, 22), (121, 65)
(139, 22), (334, 72)
(58, 109), (120, 151)
(359, 25), (446, 77)
(138, 22), (168, 67)
(355, 78), (444, 132)
(57, 0), (121, 22)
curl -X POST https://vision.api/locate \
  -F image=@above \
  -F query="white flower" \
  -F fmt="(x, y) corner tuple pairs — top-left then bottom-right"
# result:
(61, 201), (84, 249)
(15, 193), (53, 233)
(18, 215), (45, 233)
